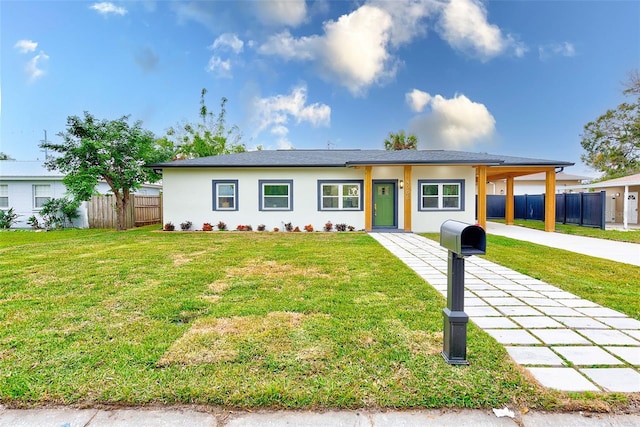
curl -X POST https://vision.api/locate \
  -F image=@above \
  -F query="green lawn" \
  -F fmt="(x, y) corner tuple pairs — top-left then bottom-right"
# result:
(0, 228), (635, 411)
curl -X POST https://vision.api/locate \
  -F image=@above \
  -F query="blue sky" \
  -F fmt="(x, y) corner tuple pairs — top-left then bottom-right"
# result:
(2, 0), (639, 176)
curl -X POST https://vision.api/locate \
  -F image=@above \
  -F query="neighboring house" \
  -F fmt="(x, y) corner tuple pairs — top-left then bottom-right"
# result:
(0, 160), (161, 228)
(150, 149), (573, 233)
(565, 173), (640, 228)
(485, 172), (591, 195)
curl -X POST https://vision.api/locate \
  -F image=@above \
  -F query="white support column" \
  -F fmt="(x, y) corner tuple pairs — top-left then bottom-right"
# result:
(623, 185), (629, 230)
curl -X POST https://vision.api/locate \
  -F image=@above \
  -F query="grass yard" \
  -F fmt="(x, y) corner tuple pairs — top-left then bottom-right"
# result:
(0, 228), (636, 411)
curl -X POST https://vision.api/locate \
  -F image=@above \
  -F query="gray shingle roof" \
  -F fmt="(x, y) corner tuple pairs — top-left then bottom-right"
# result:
(148, 149), (574, 169)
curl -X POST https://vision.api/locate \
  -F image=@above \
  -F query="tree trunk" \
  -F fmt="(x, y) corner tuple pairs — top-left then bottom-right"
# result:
(114, 190), (130, 231)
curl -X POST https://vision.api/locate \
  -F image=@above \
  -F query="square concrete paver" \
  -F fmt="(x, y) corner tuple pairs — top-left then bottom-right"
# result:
(497, 306), (542, 316)
(580, 368), (640, 392)
(518, 298), (563, 307)
(484, 329), (541, 345)
(533, 306), (583, 316)
(596, 317), (640, 329)
(466, 306), (502, 317)
(511, 316), (564, 328)
(558, 298), (600, 308)
(553, 317), (610, 329)
(472, 316), (520, 329)
(539, 290), (579, 299)
(465, 297), (488, 306)
(530, 329), (590, 345)
(505, 346), (564, 366)
(576, 307), (626, 317)
(604, 346), (640, 365)
(551, 346), (624, 366)
(526, 367), (599, 391)
(472, 290), (509, 298)
(624, 330), (640, 340)
(483, 297), (525, 306)
(508, 290), (543, 298)
(578, 329), (640, 345)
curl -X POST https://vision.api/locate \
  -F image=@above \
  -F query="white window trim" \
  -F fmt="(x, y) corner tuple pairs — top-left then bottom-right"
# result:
(33, 184), (51, 210)
(418, 180), (464, 211)
(317, 180), (363, 211)
(0, 184), (8, 208)
(212, 180), (238, 211)
(259, 180), (293, 211)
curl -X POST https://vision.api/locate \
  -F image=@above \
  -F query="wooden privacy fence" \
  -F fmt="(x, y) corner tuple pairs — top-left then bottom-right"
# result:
(88, 194), (162, 229)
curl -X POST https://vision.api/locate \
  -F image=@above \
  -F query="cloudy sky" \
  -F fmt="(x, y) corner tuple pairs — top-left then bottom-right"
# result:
(2, 0), (638, 175)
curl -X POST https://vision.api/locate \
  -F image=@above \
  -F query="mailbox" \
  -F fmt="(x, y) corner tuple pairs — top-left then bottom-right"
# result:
(440, 220), (486, 257)
(439, 220), (486, 365)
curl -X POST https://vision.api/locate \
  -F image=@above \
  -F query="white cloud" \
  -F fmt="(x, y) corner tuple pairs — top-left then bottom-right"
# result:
(25, 51), (49, 82)
(259, 5), (404, 95)
(14, 39), (38, 53)
(408, 92), (495, 149)
(370, 0), (439, 47)
(206, 56), (232, 77)
(90, 2), (128, 16)
(210, 33), (244, 54)
(405, 89), (432, 113)
(171, 1), (215, 30)
(436, 0), (525, 61)
(251, 85), (331, 146)
(255, 0), (307, 27)
(539, 42), (576, 61)
(257, 30), (318, 60)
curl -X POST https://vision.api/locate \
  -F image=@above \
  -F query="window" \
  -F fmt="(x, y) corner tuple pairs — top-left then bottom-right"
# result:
(33, 184), (51, 209)
(318, 180), (363, 210)
(212, 180), (238, 211)
(418, 180), (464, 211)
(259, 180), (293, 211)
(0, 185), (7, 208)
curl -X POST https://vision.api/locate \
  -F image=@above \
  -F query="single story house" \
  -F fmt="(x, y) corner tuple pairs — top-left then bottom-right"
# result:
(150, 149), (573, 233)
(565, 173), (640, 228)
(485, 172), (591, 196)
(0, 160), (161, 228)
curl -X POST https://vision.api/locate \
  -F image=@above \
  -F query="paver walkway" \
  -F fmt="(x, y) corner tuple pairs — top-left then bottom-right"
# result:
(369, 232), (640, 393)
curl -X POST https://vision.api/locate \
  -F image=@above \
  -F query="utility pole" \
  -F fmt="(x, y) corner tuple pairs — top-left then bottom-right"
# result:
(40, 130), (50, 160)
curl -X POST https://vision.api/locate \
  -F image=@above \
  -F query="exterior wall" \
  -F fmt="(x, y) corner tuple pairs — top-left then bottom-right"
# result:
(410, 165), (476, 231)
(487, 179), (585, 195)
(1, 179), (72, 228)
(604, 186), (640, 224)
(161, 165), (477, 233)
(0, 179), (161, 228)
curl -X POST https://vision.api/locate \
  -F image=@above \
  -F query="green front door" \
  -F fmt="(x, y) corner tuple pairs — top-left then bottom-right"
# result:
(373, 182), (396, 228)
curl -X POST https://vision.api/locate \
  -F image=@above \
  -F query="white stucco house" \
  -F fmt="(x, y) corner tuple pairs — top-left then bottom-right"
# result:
(485, 172), (591, 196)
(150, 149), (573, 233)
(565, 173), (640, 228)
(0, 160), (161, 228)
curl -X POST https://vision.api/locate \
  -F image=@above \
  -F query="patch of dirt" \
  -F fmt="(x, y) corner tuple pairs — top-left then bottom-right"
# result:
(224, 259), (334, 280)
(158, 311), (331, 366)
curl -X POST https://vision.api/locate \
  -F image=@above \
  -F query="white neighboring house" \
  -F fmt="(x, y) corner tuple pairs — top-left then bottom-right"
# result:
(485, 172), (592, 195)
(0, 160), (161, 228)
(565, 173), (640, 228)
(149, 149), (573, 233)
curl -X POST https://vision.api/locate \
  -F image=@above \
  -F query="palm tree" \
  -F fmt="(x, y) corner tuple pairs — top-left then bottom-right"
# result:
(384, 131), (418, 150)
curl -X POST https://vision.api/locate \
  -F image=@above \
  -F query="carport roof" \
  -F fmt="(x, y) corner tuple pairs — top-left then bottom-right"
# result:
(149, 149), (573, 169)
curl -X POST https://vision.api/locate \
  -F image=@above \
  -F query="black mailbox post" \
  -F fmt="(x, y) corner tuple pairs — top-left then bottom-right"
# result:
(439, 220), (486, 365)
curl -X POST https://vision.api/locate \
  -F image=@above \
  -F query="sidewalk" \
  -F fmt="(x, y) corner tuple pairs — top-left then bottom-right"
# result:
(369, 232), (640, 393)
(486, 222), (640, 266)
(2, 406), (640, 426)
